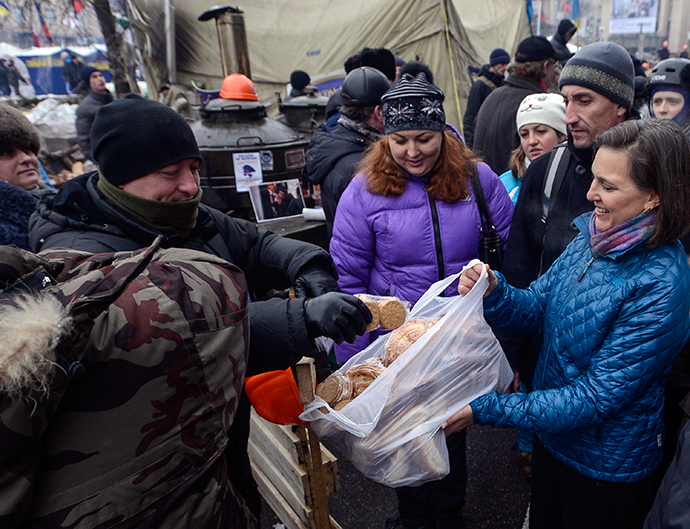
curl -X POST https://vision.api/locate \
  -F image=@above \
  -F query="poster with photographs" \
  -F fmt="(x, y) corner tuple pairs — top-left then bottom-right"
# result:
(248, 179), (306, 222)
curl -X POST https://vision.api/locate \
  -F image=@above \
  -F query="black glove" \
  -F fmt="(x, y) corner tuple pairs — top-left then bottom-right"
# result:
(294, 263), (340, 298)
(304, 292), (372, 344)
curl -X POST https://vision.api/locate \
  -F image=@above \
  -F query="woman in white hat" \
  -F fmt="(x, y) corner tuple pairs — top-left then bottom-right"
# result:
(500, 93), (567, 204)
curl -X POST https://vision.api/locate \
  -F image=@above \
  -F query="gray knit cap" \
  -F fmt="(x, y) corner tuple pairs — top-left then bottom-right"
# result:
(0, 104), (40, 155)
(381, 73), (445, 134)
(559, 42), (635, 110)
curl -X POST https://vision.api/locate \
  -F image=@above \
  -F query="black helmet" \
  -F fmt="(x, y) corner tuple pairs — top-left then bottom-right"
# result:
(649, 58), (690, 89)
(341, 66), (391, 107)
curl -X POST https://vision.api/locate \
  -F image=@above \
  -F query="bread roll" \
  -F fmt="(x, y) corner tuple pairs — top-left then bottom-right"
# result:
(316, 373), (353, 406)
(351, 374), (376, 397)
(355, 294), (381, 332)
(347, 358), (385, 397)
(333, 399), (351, 411)
(346, 357), (385, 379)
(378, 296), (407, 330)
(384, 318), (437, 366)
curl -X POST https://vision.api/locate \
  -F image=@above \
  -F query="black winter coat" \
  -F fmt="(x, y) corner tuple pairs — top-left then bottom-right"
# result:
(551, 32), (574, 65)
(29, 171), (334, 375)
(0, 180), (37, 250)
(75, 90), (114, 161)
(462, 65), (505, 147)
(472, 75), (546, 174)
(304, 123), (374, 238)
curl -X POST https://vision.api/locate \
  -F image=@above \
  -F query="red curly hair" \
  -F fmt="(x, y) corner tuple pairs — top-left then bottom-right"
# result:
(358, 130), (477, 203)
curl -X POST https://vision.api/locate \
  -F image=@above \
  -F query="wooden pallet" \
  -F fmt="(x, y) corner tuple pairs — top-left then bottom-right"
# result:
(248, 358), (342, 529)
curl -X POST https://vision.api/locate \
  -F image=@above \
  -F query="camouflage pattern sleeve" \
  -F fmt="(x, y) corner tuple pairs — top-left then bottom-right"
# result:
(0, 245), (257, 529)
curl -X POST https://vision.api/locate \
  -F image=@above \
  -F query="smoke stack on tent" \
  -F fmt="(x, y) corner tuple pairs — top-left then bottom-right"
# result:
(198, 5), (251, 78)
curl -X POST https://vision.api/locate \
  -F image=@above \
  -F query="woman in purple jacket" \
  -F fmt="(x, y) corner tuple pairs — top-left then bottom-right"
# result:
(329, 72), (514, 529)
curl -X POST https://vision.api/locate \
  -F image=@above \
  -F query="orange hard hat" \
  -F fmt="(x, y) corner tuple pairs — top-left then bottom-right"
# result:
(220, 73), (259, 101)
(244, 368), (306, 424)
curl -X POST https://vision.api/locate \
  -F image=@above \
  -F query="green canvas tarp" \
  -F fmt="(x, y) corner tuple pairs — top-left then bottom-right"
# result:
(128, 0), (530, 130)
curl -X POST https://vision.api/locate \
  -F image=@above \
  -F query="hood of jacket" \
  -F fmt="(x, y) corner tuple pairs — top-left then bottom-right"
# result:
(304, 124), (372, 185)
(478, 64), (505, 87)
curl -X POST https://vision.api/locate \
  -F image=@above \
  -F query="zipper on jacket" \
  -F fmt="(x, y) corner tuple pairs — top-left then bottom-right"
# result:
(424, 174), (445, 286)
(540, 257), (596, 388)
(577, 257), (595, 282)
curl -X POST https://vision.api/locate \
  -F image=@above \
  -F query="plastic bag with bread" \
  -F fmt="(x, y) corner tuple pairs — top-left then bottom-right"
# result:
(302, 262), (513, 488)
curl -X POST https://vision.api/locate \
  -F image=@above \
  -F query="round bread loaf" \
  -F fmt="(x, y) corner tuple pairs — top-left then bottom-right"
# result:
(346, 357), (385, 379)
(384, 318), (437, 366)
(333, 400), (351, 411)
(351, 374), (376, 397)
(316, 373), (353, 406)
(355, 293), (380, 332)
(378, 296), (407, 330)
(347, 357), (386, 397)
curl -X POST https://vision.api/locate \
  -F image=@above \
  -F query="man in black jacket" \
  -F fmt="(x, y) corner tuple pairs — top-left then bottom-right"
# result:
(473, 36), (556, 174)
(550, 19), (577, 65)
(497, 42), (636, 453)
(463, 47), (510, 147)
(75, 66), (114, 161)
(29, 94), (372, 522)
(304, 66), (390, 239)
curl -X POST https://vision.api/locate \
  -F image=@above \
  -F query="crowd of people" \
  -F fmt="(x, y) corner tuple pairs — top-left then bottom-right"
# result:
(1, 20), (690, 529)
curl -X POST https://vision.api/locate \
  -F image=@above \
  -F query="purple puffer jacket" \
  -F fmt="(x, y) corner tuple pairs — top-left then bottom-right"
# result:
(330, 161), (514, 364)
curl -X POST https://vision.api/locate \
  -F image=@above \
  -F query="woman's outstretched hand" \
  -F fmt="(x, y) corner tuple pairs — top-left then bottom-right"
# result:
(458, 263), (497, 297)
(441, 405), (475, 436)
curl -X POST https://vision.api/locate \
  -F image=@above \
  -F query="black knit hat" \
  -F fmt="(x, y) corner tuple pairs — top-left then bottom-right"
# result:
(490, 48), (511, 66)
(515, 36), (555, 63)
(0, 104), (40, 155)
(81, 66), (100, 89)
(381, 73), (445, 134)
(91, 94), (202, 186)
(559, 42), (635, 110)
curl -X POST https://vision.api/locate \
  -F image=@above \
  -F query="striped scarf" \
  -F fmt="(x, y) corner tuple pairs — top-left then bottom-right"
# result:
(588, 210), (658, 257)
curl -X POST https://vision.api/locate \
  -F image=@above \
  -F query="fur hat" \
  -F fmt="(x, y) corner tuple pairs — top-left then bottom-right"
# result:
(290, 70), (310, 90)
(91, 94), (202, 186)
(559, 42), (635, 110)
(360, 47), (396, 82)
(0, 104), (40, 155)
(516, 93), (567, 136)
(381, 73), (445, 134)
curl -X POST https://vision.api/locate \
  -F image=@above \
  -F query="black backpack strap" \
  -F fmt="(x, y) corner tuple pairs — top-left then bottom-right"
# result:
(541, 143), (570, 224)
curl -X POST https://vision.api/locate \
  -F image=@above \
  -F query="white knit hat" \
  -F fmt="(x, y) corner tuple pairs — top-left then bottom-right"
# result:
(515, 93), (567, 136)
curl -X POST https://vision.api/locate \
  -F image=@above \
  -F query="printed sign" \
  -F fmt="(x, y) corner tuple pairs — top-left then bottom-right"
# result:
(233, 152), (264, 192)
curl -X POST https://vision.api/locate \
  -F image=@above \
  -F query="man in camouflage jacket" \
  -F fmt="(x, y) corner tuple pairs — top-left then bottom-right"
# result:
(0, 241), (257, 528)
(27, 95), (372, 525)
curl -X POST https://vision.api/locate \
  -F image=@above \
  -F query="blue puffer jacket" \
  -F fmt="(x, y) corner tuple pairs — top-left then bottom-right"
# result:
(472, 212), (690, 482)
(330, 161), (514, 364)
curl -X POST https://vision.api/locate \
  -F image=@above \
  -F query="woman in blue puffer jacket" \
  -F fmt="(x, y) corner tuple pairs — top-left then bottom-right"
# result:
(330, 73), (513, 529)
(445, 119), (690, 529)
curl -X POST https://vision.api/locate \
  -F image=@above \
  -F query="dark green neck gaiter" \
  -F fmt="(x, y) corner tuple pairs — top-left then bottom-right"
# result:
(97, 172), (202, 238)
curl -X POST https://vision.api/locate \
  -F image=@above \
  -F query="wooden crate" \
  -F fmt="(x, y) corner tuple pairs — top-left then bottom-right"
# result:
(248, 358), (342, 529)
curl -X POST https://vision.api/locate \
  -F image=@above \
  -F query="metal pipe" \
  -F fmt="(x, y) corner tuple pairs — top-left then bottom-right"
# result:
(199, 6), (251, 78)
(164, 0), (176, 84)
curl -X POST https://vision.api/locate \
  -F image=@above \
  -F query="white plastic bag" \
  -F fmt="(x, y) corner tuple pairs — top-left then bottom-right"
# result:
(300, 260), (513, 487)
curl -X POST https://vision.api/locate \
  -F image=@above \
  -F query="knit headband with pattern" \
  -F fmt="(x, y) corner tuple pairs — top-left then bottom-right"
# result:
(559, 42), (635, 110)
(381, 73), (445, 134)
